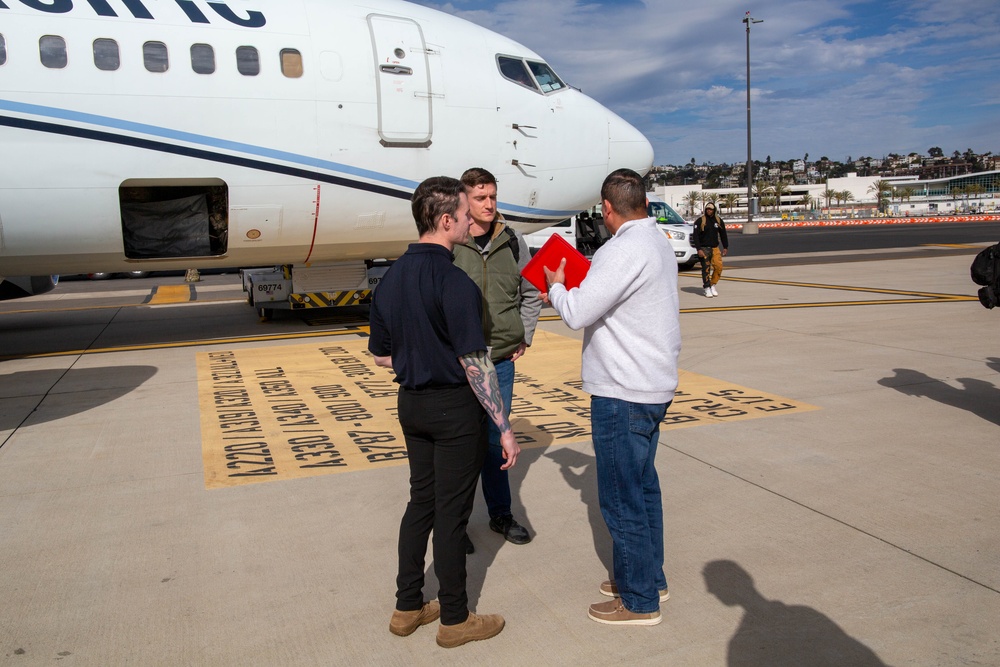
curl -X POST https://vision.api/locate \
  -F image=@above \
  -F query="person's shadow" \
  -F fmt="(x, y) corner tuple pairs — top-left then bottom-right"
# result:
(544, 446), (613, 576)
(878, 362), (1000, 427)
(422, 422), (555, 612)
(703, 560), (889, 666)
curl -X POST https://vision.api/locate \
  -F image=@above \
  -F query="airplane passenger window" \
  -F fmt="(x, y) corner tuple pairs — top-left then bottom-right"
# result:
(143, 41), (168, 73)
(497, 56), (538, 92)
(93, 38), (120, 71)
(40, 35), (68, 69)
(0, 35), (6, 66)
(191, 43), (215, 74)
(236, 46), (259, 76)
(527, 61), (566, 93)
(280, 48), (303, 78)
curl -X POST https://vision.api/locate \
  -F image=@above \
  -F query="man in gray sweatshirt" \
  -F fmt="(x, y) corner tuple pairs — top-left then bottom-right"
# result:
(543, 168), (681, 626)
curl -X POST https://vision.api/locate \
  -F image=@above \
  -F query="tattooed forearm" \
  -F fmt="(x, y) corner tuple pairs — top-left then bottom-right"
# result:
(459, 350), (512, 434)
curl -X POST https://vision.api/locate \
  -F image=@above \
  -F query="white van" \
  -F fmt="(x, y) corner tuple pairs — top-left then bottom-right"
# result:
(523, 217), (576, 254)
(647, 196), (698, 269)
(524, 198), (696, 269)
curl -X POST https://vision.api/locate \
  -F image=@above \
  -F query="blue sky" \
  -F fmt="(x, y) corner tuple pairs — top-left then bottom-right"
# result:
(412, 0), (1000, 166)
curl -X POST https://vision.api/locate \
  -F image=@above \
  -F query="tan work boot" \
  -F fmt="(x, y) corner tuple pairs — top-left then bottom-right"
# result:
(588, 599), (662, 626)
(600, 579), (669, 602)
(436, 611), (505, 648)
(389, 600), (440, 637)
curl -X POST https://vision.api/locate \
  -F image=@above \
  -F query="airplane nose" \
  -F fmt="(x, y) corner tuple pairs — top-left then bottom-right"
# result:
(608, 112), (654, 176)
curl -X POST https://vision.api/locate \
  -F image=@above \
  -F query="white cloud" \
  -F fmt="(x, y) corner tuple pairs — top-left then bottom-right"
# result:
(411, 0), (1000, 163)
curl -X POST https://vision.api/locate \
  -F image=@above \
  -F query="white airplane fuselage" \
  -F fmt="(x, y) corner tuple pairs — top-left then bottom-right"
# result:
(0, 0), (653, 279)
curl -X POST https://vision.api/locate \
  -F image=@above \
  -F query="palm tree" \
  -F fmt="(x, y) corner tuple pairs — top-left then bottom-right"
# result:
(840, 191), (855, 217)
(772, 181), (791, 215)
(754, 180), (772, 213)
(868, 179), (890, 213)
(799, 193), (814, 211)
(722, 192), (740, 216)
(823, 186), (835, 218)
(683, 191), (700, 217)
(698, 191), (711, 211)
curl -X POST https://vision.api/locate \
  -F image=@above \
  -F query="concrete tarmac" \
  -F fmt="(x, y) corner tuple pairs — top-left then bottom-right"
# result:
(1, 246), (998, 665)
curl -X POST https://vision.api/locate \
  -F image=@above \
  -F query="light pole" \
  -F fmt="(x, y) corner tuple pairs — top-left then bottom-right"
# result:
(743, 11), (762, 234)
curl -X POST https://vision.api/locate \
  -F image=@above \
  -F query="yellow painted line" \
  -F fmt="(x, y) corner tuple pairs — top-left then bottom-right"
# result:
(921, 243), (981, 249)
(680, 296), (976, 313)
(717, 275), (967, 299)
(536, 277), (975, 319)
(197, 331), (818, 488)
(0, 298), (244, 316)
(146, 285), (193, 305)
(0, 327), (366, 361)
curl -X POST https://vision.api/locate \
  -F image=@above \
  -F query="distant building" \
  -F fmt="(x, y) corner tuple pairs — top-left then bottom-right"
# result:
(650, 170), (1000, 219)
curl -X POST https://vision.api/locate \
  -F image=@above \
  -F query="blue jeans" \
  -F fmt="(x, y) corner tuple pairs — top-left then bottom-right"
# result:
(480, 358), (515, 519)
(591, 396), (669, 614)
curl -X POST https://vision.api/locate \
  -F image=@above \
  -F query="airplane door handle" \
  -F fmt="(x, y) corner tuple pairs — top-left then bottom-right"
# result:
(380, 64), (413, 75)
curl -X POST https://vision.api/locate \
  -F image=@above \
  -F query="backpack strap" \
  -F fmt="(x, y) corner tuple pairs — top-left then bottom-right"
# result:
(504, 225), (520, 264)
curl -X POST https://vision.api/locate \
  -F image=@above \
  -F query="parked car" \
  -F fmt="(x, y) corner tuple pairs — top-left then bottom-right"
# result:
(647, 199), (697, 270)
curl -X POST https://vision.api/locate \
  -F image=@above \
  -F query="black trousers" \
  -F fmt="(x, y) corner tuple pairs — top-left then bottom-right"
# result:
(395, 384), (487, 625)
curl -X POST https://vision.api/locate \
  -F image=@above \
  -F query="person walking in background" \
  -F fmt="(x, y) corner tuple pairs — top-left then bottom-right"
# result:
(454, 167), (541, 548)
(543, 168), (681, 626)
(692, 203), (728, 297)
(369, 176), (520, 648)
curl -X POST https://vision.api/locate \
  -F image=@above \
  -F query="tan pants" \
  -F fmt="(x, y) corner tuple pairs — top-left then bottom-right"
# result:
(699, 247), (724, 288)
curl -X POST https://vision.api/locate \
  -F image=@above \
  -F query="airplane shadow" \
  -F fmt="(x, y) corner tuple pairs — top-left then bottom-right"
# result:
(703, 560), (889, 666)
(0, 366), (159, 432)
(878, 361), (1000, 427)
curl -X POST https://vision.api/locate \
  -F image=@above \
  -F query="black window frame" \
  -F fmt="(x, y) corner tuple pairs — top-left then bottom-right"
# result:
(93, 38), (120, 71)
(191, 43), (215, 74)
(143, 40), (169, 73)
(40, 34), (68, 69)
(236, 45), (260, 76)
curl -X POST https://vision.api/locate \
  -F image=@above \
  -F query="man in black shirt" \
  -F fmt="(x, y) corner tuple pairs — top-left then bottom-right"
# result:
(369, 176), (520, 648)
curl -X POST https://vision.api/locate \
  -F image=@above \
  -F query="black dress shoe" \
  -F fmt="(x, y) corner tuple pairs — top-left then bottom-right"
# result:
(489, 515), (531, 545)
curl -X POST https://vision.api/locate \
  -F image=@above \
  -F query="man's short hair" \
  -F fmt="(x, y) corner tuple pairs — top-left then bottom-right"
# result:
(412, 176), (464, 237)
(460, 167), (497, 190)
(601, 168), (647, 218)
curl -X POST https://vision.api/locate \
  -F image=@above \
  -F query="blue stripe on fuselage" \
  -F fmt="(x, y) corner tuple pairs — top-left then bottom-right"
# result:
(0, 99), (577, 219)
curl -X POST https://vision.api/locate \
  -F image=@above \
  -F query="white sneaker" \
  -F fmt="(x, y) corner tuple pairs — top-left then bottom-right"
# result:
(710, 285), (718, 297)
(704, 287), (713, 298)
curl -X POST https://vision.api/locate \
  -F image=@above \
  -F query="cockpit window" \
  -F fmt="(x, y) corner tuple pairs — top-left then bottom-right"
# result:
(498, 56), (537, 91)
(498, 55), (567, 95)
(0, 34), (6, 66)
(527, 60), (565, 93)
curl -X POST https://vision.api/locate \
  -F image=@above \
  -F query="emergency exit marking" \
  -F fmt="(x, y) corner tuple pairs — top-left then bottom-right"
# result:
(196, 331), (818, 488)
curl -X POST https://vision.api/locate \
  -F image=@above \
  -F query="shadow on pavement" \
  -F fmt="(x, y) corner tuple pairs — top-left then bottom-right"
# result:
(545, 446), (613, 576)
(878, 364), (1000, 427)
(0, 366), (158, 432)
(703, 560), (888, 666)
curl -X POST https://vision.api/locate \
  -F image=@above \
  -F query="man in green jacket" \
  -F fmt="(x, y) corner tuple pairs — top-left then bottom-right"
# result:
(454, 167), (542, 546)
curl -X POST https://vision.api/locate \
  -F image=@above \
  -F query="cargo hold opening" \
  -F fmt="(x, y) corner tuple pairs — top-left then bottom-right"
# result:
(119, 179), (229, 259)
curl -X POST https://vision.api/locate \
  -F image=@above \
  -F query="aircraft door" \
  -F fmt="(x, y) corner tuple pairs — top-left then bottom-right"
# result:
(367, 14), (432, 147)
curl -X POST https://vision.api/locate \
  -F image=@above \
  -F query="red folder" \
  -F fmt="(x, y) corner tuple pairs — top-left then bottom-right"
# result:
(520, 234), (590, 292)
